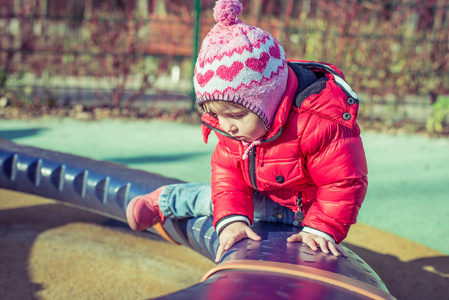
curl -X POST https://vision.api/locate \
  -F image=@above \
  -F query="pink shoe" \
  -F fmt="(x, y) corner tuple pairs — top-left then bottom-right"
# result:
(126, 186), (166, 231)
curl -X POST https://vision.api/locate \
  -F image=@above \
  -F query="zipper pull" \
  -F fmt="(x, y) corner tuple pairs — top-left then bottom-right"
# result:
(295, 195), (304, 223)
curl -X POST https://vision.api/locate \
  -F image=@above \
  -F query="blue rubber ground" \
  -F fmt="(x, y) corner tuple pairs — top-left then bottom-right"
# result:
(1, 117), (448, 255)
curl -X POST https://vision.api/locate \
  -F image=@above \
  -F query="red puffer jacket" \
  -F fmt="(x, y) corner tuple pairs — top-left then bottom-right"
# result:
(201, 60), (368, 243)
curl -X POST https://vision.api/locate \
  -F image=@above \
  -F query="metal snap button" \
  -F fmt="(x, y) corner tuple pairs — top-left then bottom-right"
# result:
(347, 97), (355, 105)
(295, 210), (304, 222)
(343, 112), (352, 120)
(275, 175), (285, 183)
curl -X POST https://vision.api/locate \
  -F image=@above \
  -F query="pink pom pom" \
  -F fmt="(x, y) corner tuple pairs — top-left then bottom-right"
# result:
(213, 0), (243, 25)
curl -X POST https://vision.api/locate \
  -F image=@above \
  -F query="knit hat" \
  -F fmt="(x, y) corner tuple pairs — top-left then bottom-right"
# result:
(194, 0), (288, 131)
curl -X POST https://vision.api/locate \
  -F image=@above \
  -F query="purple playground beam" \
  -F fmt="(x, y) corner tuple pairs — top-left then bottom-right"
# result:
(0, 139), (395, 300)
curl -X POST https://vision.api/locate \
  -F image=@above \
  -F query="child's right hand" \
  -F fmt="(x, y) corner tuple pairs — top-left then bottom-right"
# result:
(215, 222), (262, 263)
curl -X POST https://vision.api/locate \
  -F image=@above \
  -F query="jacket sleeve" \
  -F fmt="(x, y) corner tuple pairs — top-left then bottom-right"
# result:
(210, 139), (254, 232)
(301, 116), (368, 243)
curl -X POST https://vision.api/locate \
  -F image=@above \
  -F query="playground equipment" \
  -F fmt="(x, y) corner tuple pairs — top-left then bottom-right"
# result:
(0, 139), (395, 299)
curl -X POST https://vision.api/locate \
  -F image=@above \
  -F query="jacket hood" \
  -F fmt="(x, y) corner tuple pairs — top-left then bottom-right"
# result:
(289, 60), (359, 129)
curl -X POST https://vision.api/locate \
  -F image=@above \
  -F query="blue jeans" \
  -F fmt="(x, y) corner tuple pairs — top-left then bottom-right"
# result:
(158, 182), (301, 227)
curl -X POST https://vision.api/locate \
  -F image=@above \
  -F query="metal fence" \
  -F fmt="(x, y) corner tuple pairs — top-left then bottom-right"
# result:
(1, 0), (448, 128)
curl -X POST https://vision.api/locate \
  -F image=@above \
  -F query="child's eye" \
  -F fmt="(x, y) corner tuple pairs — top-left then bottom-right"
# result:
(231, 111), (248, 119)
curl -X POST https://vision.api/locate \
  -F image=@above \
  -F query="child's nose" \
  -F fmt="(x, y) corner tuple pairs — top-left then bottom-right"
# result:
(220, 119), (237, 133)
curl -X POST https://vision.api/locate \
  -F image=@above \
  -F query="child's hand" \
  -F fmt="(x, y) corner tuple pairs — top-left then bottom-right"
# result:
(215, 222), (261, 263)
(287, 231), (348, 257)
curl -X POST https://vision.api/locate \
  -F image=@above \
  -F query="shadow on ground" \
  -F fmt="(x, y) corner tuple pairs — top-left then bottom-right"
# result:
(0, 128), (46, 140)
(0, 204), (99, 299)
(345, 243), (449, 299)
(106, 152), (212, 165)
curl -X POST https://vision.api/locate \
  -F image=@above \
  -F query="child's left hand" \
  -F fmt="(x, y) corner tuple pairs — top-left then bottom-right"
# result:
(287, 231), (348, 257)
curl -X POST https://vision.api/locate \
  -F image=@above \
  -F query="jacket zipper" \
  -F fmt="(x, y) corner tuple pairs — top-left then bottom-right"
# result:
(203, 121), (281, 192)
(248, 146), (258, 190)
(247, 127), (282, 191)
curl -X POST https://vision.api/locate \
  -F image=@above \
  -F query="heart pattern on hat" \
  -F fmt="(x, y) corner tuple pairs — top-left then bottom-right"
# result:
(216, 61), (244, 82)
(245, 52), (270, 73)
(196, 70), (215, 87)
(269, 43), (281, 59)
(197, 50), (281, 87)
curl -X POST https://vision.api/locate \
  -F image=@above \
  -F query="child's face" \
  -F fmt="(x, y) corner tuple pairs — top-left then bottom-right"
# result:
(208, 103), (267, 143)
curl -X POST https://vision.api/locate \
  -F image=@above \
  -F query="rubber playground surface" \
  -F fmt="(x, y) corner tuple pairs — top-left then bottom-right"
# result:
(1, 117), (448, 299)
